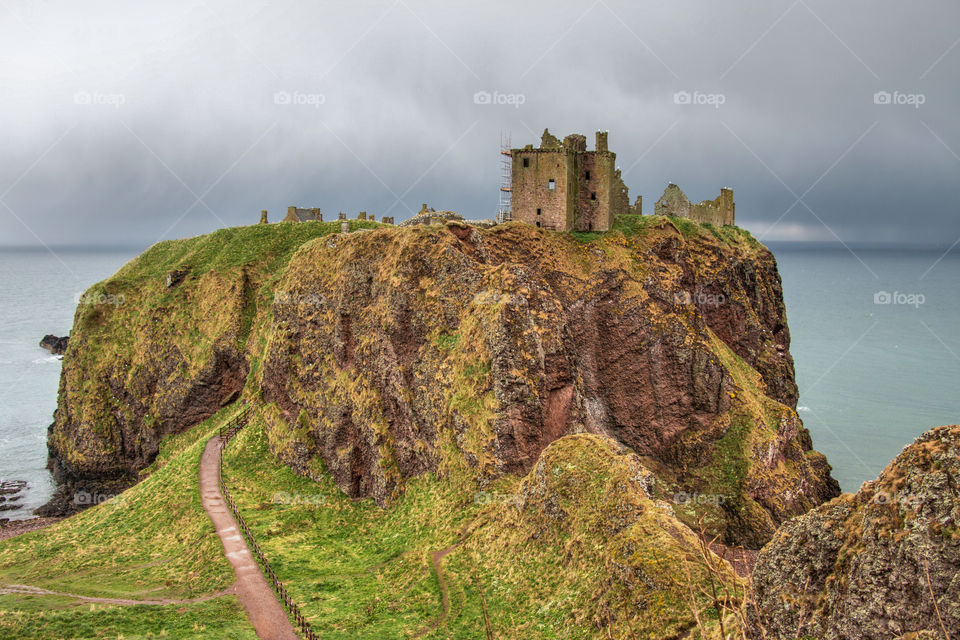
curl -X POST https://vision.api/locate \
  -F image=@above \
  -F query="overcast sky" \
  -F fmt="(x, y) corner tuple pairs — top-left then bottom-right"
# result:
(1, 0), (958, 249)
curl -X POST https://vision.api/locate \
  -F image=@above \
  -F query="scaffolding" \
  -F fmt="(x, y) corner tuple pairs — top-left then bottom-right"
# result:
(497, 133), (512, 224)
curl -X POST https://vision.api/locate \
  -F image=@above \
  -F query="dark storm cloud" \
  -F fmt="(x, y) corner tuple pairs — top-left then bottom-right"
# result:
(1, 0), (958, 250)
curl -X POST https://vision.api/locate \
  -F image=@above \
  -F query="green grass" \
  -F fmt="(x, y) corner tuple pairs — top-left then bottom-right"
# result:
(114, 220), (384, 281)
(0, 406), (256, 638)
(0, 595), (257, 640)
(567, 214), (761, 249)
(221, 412), (481, 638)
(220, 412), (735, 639)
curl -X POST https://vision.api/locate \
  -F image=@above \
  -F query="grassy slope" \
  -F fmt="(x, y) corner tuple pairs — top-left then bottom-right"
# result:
(222, 411), (476, 638)
(222, 411), (740, 639)
(0, 405), (257, 640)
(0, 597), (256, 640)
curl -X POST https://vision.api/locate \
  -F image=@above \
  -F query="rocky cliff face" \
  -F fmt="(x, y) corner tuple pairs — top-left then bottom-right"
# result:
(259, 218), (837, 546)
(750, 424), (960, 639)
(40, 269), (251, 514)
(38, 223), (353, 515)
(42, 217), (837, 547)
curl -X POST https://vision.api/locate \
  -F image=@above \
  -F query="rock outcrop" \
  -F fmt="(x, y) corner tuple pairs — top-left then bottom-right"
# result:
(260, 218), (837, 546)
(0, 480), (28, 516)
(398, 210), (464, 227)
(466, 432), (744, 637)
(39, 335), (68, 356)
(750, 424), (960, 639)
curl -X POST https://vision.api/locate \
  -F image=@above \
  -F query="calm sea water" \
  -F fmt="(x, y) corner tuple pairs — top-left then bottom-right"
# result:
(0, 248), (140, 519)
(773, 244), (960, 492)
(0, 244), (957, 518)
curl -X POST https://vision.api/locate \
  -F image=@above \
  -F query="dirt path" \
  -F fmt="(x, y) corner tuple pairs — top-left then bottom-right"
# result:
(432, 547), (455, 621)
(0, 583), (235, 606)
(413, 545), (458, 638)
(200, 436), (298, 640)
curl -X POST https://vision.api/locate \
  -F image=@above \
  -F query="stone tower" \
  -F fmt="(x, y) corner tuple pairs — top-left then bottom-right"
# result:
(510, 129), (629, 232)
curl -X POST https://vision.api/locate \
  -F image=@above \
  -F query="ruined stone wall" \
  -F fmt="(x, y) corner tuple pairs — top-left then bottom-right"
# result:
(654, 184), (691, 218)
(654, 184), (734, 226)
(572, 151), (615, 232)
(284, 207), (322, 222)
(611, 169), (631, 217)
(690, 189), (735, 226)
(511, 149), (573, 231)
(587, 150), (616, 231)
(574, 153), (595, 230)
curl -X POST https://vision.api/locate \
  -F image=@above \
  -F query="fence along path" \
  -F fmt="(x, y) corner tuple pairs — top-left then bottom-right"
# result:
(201, 407), (316, 639)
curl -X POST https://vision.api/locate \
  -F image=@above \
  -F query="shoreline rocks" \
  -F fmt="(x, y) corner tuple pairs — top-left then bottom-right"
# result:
(39, 335), (68, 356)
(0, 480), (28, 514)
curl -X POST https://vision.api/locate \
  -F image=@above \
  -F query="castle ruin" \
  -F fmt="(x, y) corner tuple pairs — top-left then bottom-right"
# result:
(508, 129), (734, 230)
(510, 129), (637, 232)
(261, 131), (734, 233)
(654, 183), (735, 226)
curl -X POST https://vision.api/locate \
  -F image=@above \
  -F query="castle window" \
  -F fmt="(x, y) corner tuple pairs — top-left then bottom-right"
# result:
(548, 179), (555, 190)
(591, 192), (596, 200)
(585, 170), (591, 180)
(536, 208), (541, 215)
(522, 158), (529, 168)
(536, 221), (541, 228)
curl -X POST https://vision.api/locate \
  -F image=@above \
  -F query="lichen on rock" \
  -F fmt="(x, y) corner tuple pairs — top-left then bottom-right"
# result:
(749, 424), (960, 639)
(258, 217), (838, 547)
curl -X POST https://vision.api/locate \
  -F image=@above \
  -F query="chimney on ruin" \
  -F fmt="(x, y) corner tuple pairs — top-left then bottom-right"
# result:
(596, 131), (608, 153)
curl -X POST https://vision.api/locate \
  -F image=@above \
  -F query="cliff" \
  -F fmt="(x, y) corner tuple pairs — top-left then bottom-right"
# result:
(749, 424), (960, 639)
(42, 215), (837, 549)
(39, 221), (380, 515)
(260, 217), (836, 547)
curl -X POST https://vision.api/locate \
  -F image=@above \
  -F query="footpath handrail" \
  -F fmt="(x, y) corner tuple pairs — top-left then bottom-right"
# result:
(217, 406), (319, 640)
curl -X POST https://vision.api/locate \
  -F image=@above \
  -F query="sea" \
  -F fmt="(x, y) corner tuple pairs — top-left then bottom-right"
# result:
(0, 244), (957, 519)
